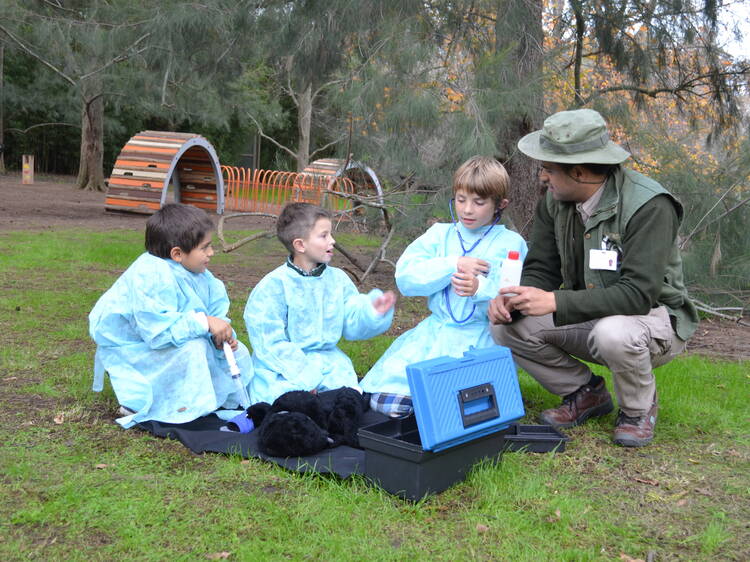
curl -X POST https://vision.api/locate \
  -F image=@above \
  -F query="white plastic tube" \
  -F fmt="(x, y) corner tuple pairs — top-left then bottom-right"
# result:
(223, 342), (251, 408)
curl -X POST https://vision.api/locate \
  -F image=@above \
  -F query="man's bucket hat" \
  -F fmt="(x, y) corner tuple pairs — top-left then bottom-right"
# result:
(517, 109), (630, 164)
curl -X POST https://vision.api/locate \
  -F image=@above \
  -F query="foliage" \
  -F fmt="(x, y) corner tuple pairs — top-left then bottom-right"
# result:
(543, 1), (750, 301)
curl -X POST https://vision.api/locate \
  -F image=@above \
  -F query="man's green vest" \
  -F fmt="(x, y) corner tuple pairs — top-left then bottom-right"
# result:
(545, 166), (698, 340)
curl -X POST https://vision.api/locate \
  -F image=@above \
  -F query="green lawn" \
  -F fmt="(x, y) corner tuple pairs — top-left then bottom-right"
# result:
(0, 229), (748, 561)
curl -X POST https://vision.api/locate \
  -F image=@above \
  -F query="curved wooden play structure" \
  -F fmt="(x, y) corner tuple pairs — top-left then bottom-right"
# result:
(300, 158), (383, 204)
(105, 131), (224, 214)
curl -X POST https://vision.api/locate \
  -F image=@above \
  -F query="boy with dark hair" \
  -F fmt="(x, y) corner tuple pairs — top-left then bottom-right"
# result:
(89, 203), (253, 428)
(244, 202), (396, 405)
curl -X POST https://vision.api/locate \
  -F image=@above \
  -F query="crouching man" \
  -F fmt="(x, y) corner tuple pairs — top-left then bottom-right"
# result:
(489, 109), (698, 447)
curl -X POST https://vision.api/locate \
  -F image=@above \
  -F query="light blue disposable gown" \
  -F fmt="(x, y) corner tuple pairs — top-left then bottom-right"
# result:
(89, 252), (253, 428)
(360, 222), (528, 396)
(244, 263), (394, 405)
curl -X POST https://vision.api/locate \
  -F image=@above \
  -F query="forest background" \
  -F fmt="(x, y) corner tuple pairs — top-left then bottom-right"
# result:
(1, 0), (748, 312)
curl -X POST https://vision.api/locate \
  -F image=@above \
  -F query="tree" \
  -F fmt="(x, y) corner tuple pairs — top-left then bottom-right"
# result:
(0, 1), (255, 190)
(0, 2), (156, 190)
(541, 1), (750, 297)
(245, 1), (425, 172)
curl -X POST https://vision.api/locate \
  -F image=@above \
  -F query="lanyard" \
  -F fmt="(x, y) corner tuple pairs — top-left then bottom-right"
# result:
(443, 200), (500, 324)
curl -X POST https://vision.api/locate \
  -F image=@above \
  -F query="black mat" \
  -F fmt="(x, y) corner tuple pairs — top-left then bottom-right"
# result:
(136, 409), (390, 478)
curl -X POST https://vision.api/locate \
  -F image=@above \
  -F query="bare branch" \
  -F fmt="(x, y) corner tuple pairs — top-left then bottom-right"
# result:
(40, 0), (76, 13)
(5, 122), (80, 134)
(680, 179), (743, 249)
(360, 223), (396, 283)
(0, 22), (77, 88)
(246, 113), (298, 160)
(309, 135), (345, 160)
(78, 32), (152, 82)
(311, 78), (344, 103)
(161, 54), (172, 106)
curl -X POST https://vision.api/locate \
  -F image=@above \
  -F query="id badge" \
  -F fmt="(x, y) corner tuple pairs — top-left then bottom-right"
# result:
(589, 249), (618, 271)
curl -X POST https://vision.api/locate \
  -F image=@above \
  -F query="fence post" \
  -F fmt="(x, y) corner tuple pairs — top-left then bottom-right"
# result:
(22, 154), (34, 184)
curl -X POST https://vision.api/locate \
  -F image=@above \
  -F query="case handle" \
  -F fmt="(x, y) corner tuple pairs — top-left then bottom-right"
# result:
(458, 383), (499, 428)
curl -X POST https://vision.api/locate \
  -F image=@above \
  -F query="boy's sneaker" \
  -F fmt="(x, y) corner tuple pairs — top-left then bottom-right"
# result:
(118, 405), (135, 416)
(613, 398), (658, 447)
(539, 379), (613, 429)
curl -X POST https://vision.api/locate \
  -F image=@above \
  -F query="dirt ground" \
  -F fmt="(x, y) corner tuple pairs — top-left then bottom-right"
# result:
(1, 173), (748, 361)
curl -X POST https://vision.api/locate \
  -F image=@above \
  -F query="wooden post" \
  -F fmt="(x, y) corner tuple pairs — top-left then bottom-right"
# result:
(22, 154), (34, 184)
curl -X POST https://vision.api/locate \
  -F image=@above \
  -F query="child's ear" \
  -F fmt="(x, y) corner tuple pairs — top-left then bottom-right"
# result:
(497, 198), (509, 210)
(169, 246), (184, 262)
(292, 238), (306, 254)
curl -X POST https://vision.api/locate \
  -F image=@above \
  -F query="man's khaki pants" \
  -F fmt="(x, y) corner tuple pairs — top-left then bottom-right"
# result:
(490, 306), (686, 417)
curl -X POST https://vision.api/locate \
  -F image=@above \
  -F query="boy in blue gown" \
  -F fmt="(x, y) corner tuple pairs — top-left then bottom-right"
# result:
(244, 203), (396, 405)
(360, 156), (528, 416)
(89, 203), (253, 428)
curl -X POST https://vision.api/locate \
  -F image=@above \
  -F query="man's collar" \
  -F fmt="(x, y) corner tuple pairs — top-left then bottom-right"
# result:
(576, 181), (607, 224)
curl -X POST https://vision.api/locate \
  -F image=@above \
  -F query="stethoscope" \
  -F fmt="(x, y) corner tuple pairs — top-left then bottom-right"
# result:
(442, 199), (501, 324)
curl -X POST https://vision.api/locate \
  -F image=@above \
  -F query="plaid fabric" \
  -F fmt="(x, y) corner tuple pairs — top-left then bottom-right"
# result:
(369, 393), (413, 418)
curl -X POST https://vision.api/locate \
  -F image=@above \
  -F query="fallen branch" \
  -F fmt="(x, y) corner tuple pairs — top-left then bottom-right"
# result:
(359, 222), (396, 284)
(217, 212), (277, 253)
(692, 298), (750, 327)
(334, 242), (366, 272)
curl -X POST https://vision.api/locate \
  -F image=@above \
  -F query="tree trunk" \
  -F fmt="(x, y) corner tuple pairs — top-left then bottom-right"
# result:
(494, 0), (545, 238)
(0, 44), (5, 175)
(76, 93), (105, 191)
(296, 82), (312, 172)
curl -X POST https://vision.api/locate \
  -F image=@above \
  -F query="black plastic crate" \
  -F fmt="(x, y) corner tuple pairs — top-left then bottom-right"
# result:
(502, 423), (570, 453)
(358, 415), (505, 500)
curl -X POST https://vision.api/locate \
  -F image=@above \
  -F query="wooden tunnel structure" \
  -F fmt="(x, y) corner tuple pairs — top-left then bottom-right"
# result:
(105, 131), (224, 214)
(300, 158), (383, 204)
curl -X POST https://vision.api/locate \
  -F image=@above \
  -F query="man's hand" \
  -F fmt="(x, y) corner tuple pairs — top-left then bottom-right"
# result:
(451, 269), (479, 297)
(372, 290), (397, 315)
(207, 315), (233, 349)
(502, 286), (556, 317)
(456, 256), (489, 277)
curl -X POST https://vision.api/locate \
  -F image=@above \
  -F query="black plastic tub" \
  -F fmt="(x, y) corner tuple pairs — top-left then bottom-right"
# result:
(502, 424), (570, 453)
(358, 415), (505, 500)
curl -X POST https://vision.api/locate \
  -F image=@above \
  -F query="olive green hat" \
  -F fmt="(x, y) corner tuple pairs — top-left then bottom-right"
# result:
(517, 109), (630, 164)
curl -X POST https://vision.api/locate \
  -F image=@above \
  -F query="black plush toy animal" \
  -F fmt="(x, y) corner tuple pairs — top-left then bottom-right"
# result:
(245, 387), (366, 457)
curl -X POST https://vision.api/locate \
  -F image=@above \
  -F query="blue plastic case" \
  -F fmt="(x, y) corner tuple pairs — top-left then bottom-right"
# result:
(406, 346), (524, 452)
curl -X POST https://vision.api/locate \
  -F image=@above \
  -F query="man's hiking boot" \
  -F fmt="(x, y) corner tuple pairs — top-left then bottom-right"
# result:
(613, 397), (658, 447)
(539, 379), (613, 429)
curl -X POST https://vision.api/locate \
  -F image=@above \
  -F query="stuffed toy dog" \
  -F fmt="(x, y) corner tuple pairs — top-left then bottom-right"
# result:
(243, 387), (366, 457)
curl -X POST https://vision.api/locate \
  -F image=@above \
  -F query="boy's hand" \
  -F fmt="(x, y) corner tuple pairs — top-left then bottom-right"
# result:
(456, 257), (489, 277)
(451, 270), (479, 297)
(372, 290), (396, 315)
(488, 294), (514, 324)
(207, 316), (233, 349)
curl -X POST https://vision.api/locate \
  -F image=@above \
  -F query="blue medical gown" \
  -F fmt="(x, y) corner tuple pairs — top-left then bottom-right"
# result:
(360, 222), (527, 396)
(244, 264), (393, 405)
(89, 252), (253, 428)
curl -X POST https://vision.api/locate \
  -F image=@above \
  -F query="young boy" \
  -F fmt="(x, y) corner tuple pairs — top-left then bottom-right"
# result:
(89, 203), (253, 428)
(244, 202), (396, 405)
(360, 156), (527, 416)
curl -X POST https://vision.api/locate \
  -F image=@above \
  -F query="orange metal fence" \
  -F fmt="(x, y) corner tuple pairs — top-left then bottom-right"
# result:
(221, 166), (356, 214)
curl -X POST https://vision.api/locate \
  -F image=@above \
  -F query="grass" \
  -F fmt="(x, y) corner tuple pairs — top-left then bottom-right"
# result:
(1, 228), (748, 561)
